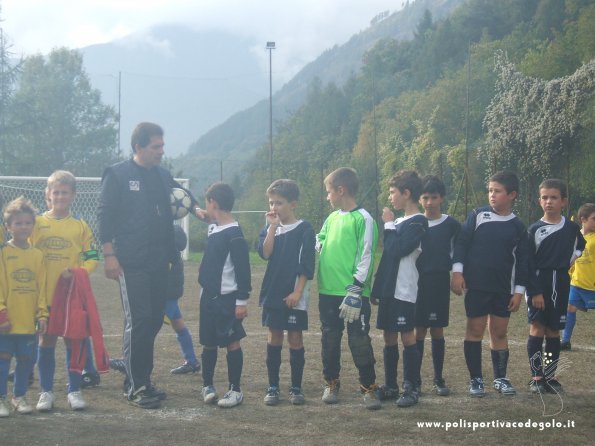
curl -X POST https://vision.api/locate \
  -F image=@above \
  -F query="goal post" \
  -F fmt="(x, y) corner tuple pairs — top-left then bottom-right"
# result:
(0, 175), (191, 260)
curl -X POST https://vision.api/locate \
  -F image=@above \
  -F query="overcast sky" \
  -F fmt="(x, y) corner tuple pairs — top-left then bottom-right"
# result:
(1, 0), (403, 83)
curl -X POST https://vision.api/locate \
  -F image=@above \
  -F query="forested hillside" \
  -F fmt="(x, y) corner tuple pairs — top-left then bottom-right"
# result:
(216, 0), (594, 249)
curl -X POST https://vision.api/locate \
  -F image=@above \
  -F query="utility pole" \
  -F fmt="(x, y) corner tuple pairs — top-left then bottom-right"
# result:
(266, 42), (275, 182)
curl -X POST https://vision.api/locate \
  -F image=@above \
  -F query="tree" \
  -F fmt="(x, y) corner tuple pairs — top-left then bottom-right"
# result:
(7, 48), (118, 176)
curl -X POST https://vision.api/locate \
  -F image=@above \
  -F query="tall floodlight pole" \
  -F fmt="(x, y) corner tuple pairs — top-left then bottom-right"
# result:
(266, 41), (275, 182)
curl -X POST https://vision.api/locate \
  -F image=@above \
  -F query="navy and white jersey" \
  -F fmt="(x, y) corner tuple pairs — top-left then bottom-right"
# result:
(527, 217), (585, 296)
(372, 213), (428, 303)
(258, 220), (316, 311)
(417, 214), (461, 274)
(452, 206), (528, 295)
(198, 222), (251, 302)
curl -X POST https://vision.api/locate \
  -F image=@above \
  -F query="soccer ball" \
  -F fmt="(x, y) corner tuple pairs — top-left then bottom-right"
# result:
(170, 188), (192, 220)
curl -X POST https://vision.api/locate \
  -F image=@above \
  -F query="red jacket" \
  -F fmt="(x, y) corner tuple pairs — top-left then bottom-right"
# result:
(47, 268), (109, 374)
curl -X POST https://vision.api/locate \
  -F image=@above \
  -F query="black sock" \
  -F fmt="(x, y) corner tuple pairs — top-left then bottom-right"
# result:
(544, 337), (561, 380)
(416, 339), (425, 372)
(266, 344), (282, 387)
(431, 337), (445, 380)
(527, 335), (544, 378)
(403, 344), (420, 386)
(201, 348), (218, 387)
(383, 345), (399, 389)
(289, 347), (305, 389)
(227, 348), (243, 391)
(491, 349), (509, 379)
(464, 340), (482, 379)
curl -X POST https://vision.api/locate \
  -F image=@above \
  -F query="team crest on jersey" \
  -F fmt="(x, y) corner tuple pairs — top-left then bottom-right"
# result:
(482, 212), (492, 219)
(129, 180), (140, 191)
(288, 315), (297, 324)
(42, 237), (72, 250)
(12, 268), (34, 283)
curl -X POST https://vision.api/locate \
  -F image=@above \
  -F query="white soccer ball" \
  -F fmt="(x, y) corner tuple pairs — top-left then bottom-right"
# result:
(170, 187), (192, 220)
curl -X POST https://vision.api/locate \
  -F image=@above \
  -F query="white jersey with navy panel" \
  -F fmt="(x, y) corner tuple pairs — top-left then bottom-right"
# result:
(372, 213), (428, 303)
(417, 214), (460, 274)
(198, 222), (251, 302)
(258, 220), (316, 311)
(452, 206), (528, 295)
(527, 217), (585, 297)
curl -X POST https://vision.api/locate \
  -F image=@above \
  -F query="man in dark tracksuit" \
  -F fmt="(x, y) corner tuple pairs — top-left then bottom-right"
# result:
(98, 122), (206, 409)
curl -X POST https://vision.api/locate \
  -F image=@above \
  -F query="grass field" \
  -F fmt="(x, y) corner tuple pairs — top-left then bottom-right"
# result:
(2, 260), (594, 446)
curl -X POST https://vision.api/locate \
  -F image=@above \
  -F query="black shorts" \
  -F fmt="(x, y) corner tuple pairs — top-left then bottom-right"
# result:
(262, 306), (308, 331)
(527, 269), (570, 331)
(464, 289), (511, 318)
(376, 296), (416, 332)
(199, 291), (246, 348)
(415, 271), (450, 328)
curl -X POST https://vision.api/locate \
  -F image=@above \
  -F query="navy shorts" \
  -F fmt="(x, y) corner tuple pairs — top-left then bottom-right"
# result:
(464, 289), (511, 318)
(376, 296), (416, 332)
(165, 299), (183, 321)
(569, 285), (595, 310)
(415, 271), (450, 328)
(199, 291), (246, 348)
(262, 306), (308, 331)
(0, 334), (37, 358)
(527, 269), (570, 330)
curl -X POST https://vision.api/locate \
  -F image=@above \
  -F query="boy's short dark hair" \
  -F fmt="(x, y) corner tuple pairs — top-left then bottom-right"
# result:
(325, 167), (359, 196)
(267, 179), (299, 202)
(421, 175), (446, 197)
(206, 182), (235, 212)
(578, 203), (595, 221)
(389, 170), (423, 201)
(489, 170), (519, 194)
(539, 178), (568, 199)
(131, 122), (163, 152)
(3, 196), (37, 225)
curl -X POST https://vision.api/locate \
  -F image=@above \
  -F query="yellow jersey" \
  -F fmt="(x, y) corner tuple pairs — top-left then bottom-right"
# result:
(0, 242), (48, 334)
(30, 213), (98, 306)
(571, 232), (595, 291)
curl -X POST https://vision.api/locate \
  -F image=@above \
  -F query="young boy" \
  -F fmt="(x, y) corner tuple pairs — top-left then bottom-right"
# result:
(526, 179), (585, 394)
(372, 170), (428, 408)
(451, 170), (528, 397)
(198, 182), (251, 408)
(30, 171), (99, 411)
(258, 179), (315, 406)
(415, 175), (460, 397)
(0, 197), (48, 416)
(317, 167), (380, 410)
(561, 203), (595, 350)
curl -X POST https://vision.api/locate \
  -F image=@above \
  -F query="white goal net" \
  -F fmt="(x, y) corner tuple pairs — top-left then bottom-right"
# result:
(0, 176), (190, 259)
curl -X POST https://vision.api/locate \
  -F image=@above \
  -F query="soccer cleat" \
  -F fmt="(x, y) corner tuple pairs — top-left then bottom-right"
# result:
(361, 384), (382, 410)
(202, 385), (218, 404)
(170, 361), (201, 375)
(127, 386), (161, 409)
(0, 398), (10, 418)
(217, 387), (243, 408)
(36, 391), (55, 412)
(528, 378), (547, 394)
(469, 377), (485, 398)
(147, 384), (167, 401)
(109, 358), (127, 375)
(321, 379), (340, 404)
(375, 384), (399, 401)
(81, 372), (101, 388)
(493, 378), (516, 395)
(67, 391), (87, 410)
(559, 341), (571, 351)
(396, 381), (419, 407)
(432, 378), (450, 396)
(288, 387), (305, 405)
(546, 379), (563, 394)
(264, 386), (280, 406)
(11, 396), (33, 414)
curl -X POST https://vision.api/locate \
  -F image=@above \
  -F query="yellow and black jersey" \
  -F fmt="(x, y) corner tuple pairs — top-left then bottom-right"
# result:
(30, 213), (98, 305)
(0, 243), (48, 334)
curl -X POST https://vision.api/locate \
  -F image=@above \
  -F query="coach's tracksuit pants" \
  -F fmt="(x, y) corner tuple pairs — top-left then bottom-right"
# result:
(119, 266), (168, 392)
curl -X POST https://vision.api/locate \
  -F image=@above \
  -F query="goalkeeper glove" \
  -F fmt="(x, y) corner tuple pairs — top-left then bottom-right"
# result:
(339, 284), (363, 322)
